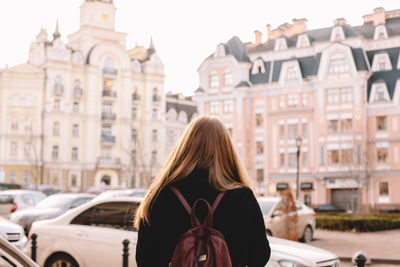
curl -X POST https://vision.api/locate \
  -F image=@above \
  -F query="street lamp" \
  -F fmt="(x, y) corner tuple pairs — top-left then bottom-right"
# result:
(296, 136), (303, 200)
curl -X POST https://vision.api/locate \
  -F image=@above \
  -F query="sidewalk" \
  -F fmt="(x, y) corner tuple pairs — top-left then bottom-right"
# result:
(311, 229), (400, 266)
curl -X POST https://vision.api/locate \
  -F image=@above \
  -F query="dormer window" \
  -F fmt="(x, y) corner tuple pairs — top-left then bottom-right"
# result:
(370, 83), (390, 103)
(286, 66), (298, 80)
(296, 34), (310, 48)
(274, 38), (287, 51)
(375, 86), (387, 101)
(210, 74), (219, 88)
(251, 58), (265, 74)
(372, 53), (392, 72)
(374, 25), (388, 40)
(330, 26), (345, 41)
(214, 44), (226, 58)
(328, 55), (349, 74)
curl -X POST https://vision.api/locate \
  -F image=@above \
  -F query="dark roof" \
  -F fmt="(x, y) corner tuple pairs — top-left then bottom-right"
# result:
(366, 47), (400, 100)
(250, 61), (271, 84)
(271, 54), (321, 82)
(207, 36), (251, 63)
(166, 100), (197, 122)
(351, 48), (369, 71)
(195, 87), (205, 93)
(235, 81), (251, 88)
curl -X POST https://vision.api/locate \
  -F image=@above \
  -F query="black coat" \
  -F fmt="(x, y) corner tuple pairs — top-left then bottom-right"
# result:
(136, 168), (271, 267)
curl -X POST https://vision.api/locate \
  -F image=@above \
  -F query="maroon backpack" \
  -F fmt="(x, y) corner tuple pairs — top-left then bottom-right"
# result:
(169, 186), (232, 267)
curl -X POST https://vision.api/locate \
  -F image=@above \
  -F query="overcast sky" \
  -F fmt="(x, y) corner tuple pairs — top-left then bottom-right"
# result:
(0, 0), (398, 96)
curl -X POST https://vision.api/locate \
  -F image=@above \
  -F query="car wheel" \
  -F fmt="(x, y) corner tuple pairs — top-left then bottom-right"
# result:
(301, 225), (313, 243)
(45, 253), (79, 267)
(266, 229), (273, 236)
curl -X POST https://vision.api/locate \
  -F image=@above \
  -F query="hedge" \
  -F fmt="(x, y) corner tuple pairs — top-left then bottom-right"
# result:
(316, 214), (400, 232)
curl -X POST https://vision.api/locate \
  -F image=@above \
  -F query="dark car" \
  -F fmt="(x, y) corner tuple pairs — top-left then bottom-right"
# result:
(314, 204), (346, 213)
(9, 193), (94, 234)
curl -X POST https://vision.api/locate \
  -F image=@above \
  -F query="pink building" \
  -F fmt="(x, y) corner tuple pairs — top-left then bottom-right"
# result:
(194, 8), (400, 213)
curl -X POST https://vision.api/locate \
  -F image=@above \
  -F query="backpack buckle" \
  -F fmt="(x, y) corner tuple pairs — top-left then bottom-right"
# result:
(198, 254), (207, 262)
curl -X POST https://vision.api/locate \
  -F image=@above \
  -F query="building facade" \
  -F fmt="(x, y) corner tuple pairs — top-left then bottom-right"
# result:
(0, 0), (174, 191)
(194, 7), (400, 212)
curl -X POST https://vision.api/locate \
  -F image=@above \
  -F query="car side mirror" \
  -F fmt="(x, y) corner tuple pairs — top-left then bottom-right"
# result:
(271, 210), (283, 218)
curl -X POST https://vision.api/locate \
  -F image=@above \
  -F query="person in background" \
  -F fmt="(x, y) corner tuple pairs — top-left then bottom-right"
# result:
(134, 115), (270, 267)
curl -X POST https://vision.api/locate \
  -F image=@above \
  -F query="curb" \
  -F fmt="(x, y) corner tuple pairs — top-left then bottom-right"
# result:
(340, 257), (400, 265)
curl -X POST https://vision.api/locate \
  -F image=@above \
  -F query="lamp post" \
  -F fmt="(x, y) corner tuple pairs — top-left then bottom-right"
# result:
(296, 136), (303, 200)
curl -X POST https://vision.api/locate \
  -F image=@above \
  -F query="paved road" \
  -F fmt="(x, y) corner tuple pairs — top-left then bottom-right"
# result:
(310, 229), (400, 266)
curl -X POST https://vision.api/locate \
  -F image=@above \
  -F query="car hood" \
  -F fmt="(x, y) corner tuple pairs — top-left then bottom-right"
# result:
(11, 208), (63, 218)
(0, 217), (24, 233)
(269, 236), (338, 265)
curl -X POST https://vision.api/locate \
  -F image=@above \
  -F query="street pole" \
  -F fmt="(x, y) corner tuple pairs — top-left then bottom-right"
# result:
(296, 136), (302, 201)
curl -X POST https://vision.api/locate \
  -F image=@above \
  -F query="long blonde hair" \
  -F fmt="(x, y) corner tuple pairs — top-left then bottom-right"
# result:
(134, 115), (251, 228)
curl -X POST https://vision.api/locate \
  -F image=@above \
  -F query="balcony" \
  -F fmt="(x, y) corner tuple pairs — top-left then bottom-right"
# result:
(101, 135), (116, 143)
(102, 67), (118, 76)
(53, 84), (64, 96)
(132, 93), (141, 102)
(152, 95), (161, 102)
(97, 157), (120, 168)
(101, 112), (116, 121)
(102, 90), (117, 99)
(73, 87), (83, 98)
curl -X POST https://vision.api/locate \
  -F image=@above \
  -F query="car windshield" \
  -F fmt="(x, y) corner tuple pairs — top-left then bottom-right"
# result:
(36, 195), (74, 209)
(258, 200), (277, 215)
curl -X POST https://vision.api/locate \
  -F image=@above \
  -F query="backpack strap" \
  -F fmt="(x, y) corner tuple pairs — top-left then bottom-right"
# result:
(211, 191), (225, 213)
(170, 186), (191, 215)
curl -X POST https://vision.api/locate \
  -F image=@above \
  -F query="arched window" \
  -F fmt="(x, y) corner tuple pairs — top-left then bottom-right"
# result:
(53, 122), (60, 136)
(152, 88), (160, 102)
(54, 75), (63, 95)
(103, 58), (116, 75)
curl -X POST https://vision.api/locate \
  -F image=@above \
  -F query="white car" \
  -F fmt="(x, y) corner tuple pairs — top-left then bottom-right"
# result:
(0, 217), (27, 250)
(0, 190), (46, 218)
(258, 197), (316, 243)
(91, 189), (148, 202)
(25, 197), (338, 267)
(0, 236), (38, 267)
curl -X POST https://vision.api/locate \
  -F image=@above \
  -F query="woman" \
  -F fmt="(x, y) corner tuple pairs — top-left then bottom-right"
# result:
(134, 116), (270, 267)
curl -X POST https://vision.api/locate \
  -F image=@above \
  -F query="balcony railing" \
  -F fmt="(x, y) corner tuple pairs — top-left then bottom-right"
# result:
(73, 87), (82, 98)
(98, 157), (120, 167)
(102, 90), (117, 98)
(101, 112), (116, 121)
(101, 135), (116, 143)
(152, 95), (161, 102)
(102, 68), (118, 76)
(132, 93), (141, 101)
(54, 85), (64, 96)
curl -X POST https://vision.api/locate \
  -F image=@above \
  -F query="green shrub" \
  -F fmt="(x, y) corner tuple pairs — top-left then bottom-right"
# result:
(316, 214), (400, 232)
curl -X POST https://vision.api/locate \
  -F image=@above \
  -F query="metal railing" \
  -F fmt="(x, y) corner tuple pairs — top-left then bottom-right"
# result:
(101, 112), (116, 121)
(102, 90), (117, 98)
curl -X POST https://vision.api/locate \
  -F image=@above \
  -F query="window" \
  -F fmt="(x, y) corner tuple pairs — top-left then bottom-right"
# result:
(10, 142), (17, 157)
(131, 129), (137, 143)
(288, 94), (299, 107)
(341, 119), (352, 134)
(132, 107), (137, 119)
(342, 149), (353, 164)
(320, 146), (325, 166)
(73, 102), (79, 113)
(304, 194), (312, 206)
(224, 100), (234, 113)
(302, 93), (308, 107)
(302, 123), (307, 138)
(26, 95), (33, 107)
(377, 57), (387, 71)
(210, 101), (219, 114)
(327, 89), (339, 104)
(224, 73), (233, 86)
(53, 122), (60, 136)
(279, 96), (285, 109)
(151, 151), (157, 163)
(256, 141), (264, 154)
(152, 88), (160, 102)
(341, 88), (353, 103)
(152, 129), (157, 142)
(250, 169), (262, 186)
(328, 120), (338, 135)
(328, 58), (349, 74)
(375, 86), (388, 101)
(377, 148), (388, 163)
(152, 109), (158, 120)
(288, 124), (298, 139)
(289, 152), (297, 168)
(52, 146), (59, 160)
(23, 172), (30, 186)
(54, 75), (64, 95)
(102, 125), (112, 136)
(53, 100), (60, 111)
(286, 66), (298, 80)
(280, 153), (285, 168)
(279, 125), (285, 139)
(131, 150), (136, 165)
(303, 152), (308, 167)
(9, 171), (17, 184)
(376, 116), (387, 131)
(379, 182), (389, 196)
(210, 75), (219, 88)
(72, 124), (79, 137)
(328, 150), (339, 164)
(24, 143), (31, 157)
(72, 147), (78, 161)
(11, 121), (18, 131)
(255, 113), (263, 127)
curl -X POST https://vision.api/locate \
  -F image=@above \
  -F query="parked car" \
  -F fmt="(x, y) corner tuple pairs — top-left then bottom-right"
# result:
(25, 197), (339, 267)
(0, 190), (46, 218)
(314, 204), (346, 213)
(10, 193), (94, 234)
(258, 197), (316, 243)
(0, 235), (38, 267)
(0, 217), (27, 249)
(91, 188), (148, 201)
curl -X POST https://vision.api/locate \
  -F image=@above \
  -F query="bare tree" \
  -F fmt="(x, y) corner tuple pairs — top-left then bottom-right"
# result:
(24, 132), (42, 189)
